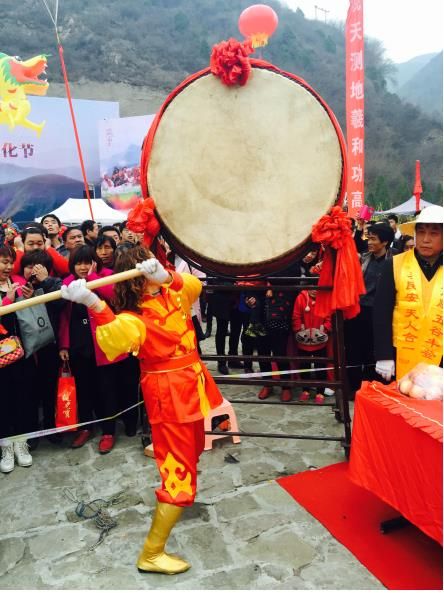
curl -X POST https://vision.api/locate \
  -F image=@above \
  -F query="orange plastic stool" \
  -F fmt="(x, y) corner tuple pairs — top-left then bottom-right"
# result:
(204, 397), (241, 451)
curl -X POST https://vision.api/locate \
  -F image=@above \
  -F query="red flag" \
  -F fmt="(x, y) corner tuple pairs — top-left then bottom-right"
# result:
(345, 0), (365, 220)
(413, 160), (423, 211)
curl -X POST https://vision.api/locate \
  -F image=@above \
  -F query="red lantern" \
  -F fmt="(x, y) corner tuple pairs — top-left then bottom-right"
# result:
(238, 4), (279, 49)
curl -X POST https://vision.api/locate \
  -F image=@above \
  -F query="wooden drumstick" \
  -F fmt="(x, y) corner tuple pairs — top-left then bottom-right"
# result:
(0, 268), (143, 317)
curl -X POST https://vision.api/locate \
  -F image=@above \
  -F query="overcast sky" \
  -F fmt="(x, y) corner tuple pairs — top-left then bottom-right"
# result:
(282, 0), (443, 63)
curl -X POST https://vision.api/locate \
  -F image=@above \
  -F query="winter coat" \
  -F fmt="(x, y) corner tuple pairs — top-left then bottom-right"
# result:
(58, 269), (127, 367)
(292, 291), (331, 352)
(263, 289), (294, 333)
(0, 275), (26, 339)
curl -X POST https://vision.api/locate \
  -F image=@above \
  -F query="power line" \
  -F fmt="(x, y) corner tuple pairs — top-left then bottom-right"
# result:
(314, 4), (330, 23)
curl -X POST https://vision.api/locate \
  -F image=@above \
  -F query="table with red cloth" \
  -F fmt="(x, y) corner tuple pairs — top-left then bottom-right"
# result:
(349, 381), (443, 545)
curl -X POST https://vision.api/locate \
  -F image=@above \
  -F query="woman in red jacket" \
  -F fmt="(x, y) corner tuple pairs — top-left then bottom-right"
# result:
(292, 289), (332, 403)
(59, 245), (139, 453)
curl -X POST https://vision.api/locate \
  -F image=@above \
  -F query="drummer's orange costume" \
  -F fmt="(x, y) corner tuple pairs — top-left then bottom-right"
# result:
(90, 271), (223, 507)
(86, 269), (223, 574)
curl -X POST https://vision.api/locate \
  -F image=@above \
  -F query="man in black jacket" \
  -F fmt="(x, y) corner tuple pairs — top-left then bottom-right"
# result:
(344, 222), (395, 398)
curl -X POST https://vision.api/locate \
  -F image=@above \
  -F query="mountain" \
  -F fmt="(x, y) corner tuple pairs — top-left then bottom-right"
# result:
(397, 52), (443, 118)
(0, 175), (85, 222)
(0, 163), (83, 184)
(0, 163), (53, 184)
(387, 53), (439, 91)
(0, 0), (442, 213)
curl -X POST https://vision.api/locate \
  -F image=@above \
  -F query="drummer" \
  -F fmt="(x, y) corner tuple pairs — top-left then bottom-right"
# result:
(61, 246), (223, 575)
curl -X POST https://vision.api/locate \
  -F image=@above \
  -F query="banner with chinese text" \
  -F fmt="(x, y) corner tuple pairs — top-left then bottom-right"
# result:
(0, 96), (119, 222)
(98, 115), (155, 211)
(345, 0), (365, 220)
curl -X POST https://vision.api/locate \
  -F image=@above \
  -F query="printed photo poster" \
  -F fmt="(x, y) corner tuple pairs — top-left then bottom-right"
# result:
(0, 96), (119, 222)
(98, 115), (155, 211)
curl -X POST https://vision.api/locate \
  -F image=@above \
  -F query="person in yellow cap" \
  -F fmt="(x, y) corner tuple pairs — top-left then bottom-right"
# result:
(373, 205), (443, 382)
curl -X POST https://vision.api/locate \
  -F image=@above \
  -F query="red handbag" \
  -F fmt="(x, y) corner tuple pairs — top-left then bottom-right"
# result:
(55, 362), (78, 431)
(0, 335), (24, 368)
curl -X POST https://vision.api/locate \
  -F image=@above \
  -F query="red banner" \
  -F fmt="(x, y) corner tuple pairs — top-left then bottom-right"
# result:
(345, 0), (365, 220)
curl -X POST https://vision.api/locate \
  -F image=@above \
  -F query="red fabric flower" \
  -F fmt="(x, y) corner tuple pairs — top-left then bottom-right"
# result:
(312, 206), (352, 249)
(126, 197), (160, 248)
(210, 38), (254, 87)
(311, 206), (365, 320)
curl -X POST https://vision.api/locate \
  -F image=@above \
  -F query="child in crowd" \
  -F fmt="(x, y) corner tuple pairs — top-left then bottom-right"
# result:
(256, 286), (295, 402)
(243, 293), (267, 338)
(292, 288), (332, 403)
(238, 283), (266, 373)
(59, 245), (139, 454)
(299, 243), (322, 277)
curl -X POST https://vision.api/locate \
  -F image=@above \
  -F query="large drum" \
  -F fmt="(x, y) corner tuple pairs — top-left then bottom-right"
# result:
(142, 61), (346, 275)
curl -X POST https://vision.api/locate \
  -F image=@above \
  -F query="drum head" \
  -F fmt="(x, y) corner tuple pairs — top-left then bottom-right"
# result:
(146, 65), (345, 275)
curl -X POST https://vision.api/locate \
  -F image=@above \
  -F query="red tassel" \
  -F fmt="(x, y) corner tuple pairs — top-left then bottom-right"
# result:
(126, 197), (161, 248)
(312, 206), (365, 320)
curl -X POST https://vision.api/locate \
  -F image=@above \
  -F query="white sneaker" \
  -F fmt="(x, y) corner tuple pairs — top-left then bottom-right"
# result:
(324, 388), (335, 397)
(14, 440), (33, 467)
(0, 442), (15, 473)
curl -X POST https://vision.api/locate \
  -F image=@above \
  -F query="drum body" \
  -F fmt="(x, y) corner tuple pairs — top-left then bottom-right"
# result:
(142, 62), (346, 275)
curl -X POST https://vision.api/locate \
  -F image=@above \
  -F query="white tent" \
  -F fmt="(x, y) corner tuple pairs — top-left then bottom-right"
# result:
(377, 196), (435, 215)
(35, 198), (129, 224)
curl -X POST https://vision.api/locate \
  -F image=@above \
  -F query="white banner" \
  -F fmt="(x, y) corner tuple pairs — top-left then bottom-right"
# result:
(0, 96), (119, 221)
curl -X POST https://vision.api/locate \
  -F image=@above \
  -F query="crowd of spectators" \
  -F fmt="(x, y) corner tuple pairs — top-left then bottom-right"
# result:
(0, 207), (440, 474)
(0, 215), (145, 473)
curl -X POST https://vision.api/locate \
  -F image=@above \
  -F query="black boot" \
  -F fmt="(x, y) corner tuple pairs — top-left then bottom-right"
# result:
(217, 363), (229, 375)
(228, 358), (243, 369)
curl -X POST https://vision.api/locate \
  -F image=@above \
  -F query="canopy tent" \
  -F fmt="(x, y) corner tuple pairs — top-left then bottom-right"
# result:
(35, 198), (129, 224)
(377, 196), (435, 215)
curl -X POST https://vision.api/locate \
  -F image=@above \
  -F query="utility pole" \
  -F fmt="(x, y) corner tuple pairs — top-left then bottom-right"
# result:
(314, 5), (330, 23)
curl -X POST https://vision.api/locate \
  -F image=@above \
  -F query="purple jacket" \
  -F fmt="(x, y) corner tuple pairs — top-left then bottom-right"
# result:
(58, 269), (127, 367)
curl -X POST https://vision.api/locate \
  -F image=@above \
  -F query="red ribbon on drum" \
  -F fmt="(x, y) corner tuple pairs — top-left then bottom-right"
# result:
(312, 206), (366, 320)
(126, 198), (160, 247)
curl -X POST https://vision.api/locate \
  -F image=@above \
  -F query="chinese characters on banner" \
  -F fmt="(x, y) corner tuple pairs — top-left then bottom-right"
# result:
(345, 0), (365, 220)
(1, 142), (35, 159)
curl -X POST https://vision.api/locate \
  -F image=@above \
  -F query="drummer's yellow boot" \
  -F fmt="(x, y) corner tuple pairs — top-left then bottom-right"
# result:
(136, 502), (191, 575)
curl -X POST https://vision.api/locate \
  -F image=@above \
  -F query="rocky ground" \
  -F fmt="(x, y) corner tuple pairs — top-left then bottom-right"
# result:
(0, 338), (383, 590)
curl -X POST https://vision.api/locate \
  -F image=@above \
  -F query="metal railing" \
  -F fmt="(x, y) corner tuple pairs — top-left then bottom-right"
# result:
(200, 277), (352, 456)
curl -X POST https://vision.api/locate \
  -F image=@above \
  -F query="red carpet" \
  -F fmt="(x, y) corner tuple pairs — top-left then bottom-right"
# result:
(277, 462), (443, 590)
